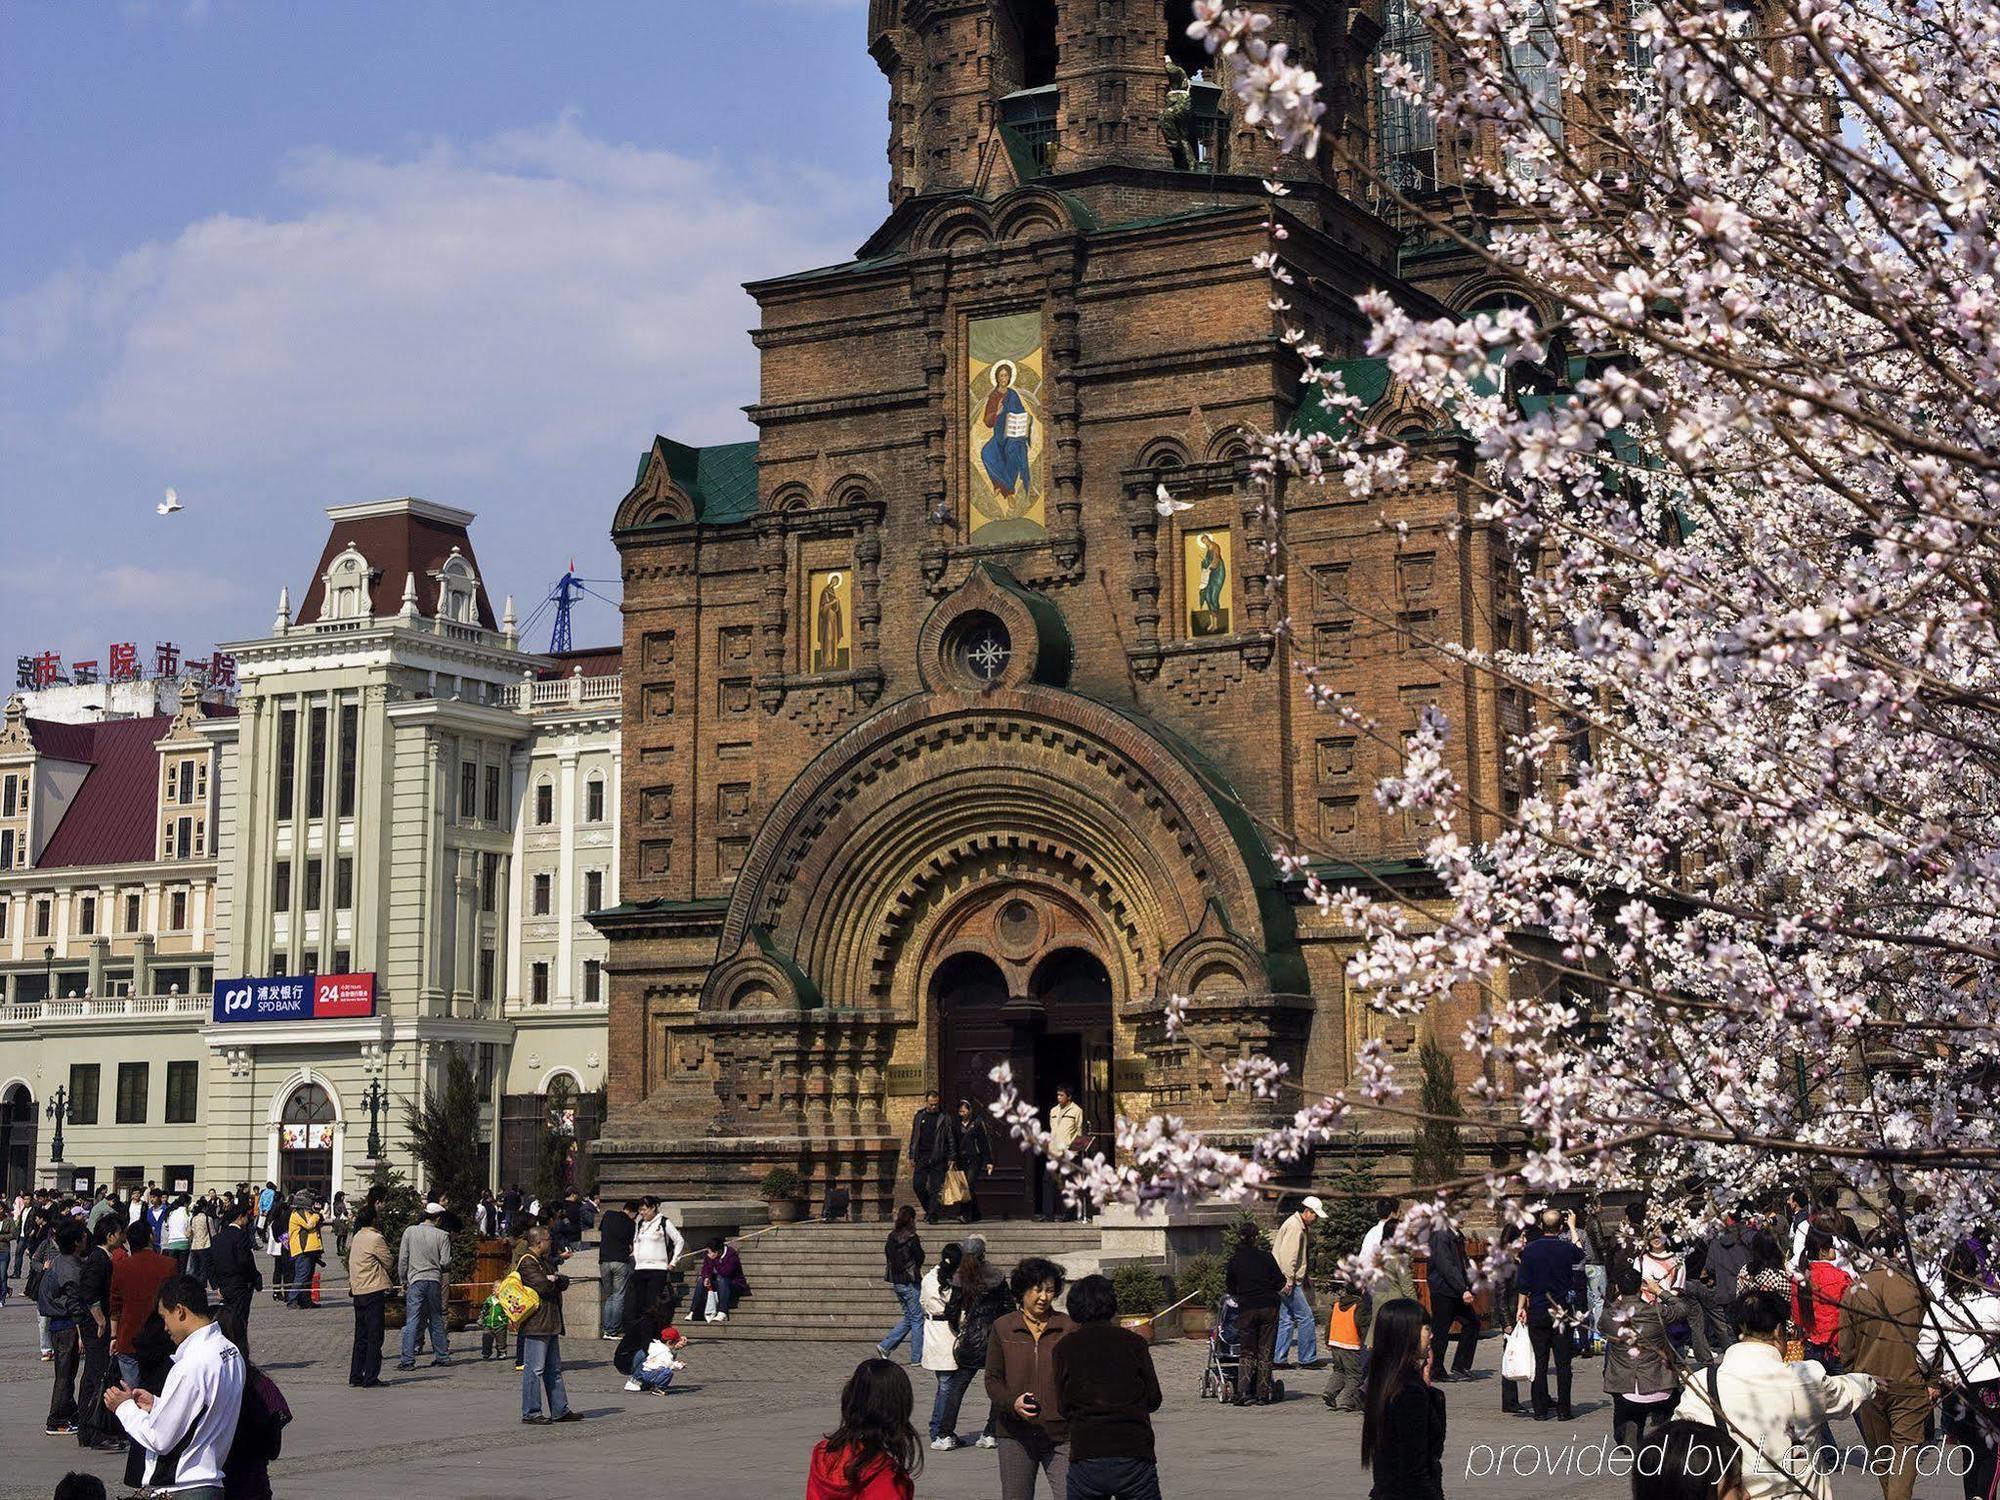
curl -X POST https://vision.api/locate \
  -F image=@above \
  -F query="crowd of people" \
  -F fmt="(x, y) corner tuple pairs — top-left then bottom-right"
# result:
(18, 1174), (2000, 1500)
(1325, 1191), (2000, 1500)
(819, 1244), (1163, 1500)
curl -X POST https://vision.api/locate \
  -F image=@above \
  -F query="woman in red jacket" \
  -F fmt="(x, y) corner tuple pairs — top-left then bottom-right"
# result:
(807, 1357), (922, 1500)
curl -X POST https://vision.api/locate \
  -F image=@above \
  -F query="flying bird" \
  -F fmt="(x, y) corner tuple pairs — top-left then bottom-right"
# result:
(1155, 483), (1191, 517)
(157, 488), (183, 516)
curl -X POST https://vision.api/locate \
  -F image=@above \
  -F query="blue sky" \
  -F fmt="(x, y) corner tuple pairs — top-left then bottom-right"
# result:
(0, 0), (886, 670)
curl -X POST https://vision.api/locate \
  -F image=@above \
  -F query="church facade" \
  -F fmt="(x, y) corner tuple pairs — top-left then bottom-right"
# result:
(594, 0), (1524, 1215)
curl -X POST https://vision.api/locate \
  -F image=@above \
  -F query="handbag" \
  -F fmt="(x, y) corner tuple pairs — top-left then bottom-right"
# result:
(492, 1266), (542, 1328)
(938, 1167), (971, 1208)
(1501, 1320), (1536, 1380)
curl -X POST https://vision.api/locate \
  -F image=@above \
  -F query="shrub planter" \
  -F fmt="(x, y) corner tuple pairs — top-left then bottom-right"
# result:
(768, 1198), (804, 1225)
(1180, 1304), (1214, 1339)
(1117, 1315), (1156, 1344)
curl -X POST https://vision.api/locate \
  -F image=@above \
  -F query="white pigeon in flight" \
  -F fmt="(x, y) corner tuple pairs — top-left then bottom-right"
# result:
(157, 487), (183, 516)
(1154, 483), (1191, 517)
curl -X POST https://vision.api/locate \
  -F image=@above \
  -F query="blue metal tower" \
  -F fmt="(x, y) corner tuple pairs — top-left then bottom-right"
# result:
(549, 563), (579, 655)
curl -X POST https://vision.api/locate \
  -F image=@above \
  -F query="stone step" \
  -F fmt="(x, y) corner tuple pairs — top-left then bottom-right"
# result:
(674, 1218), (1109, 1343)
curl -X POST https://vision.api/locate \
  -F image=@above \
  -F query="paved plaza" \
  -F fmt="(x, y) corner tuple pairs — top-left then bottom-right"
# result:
(0, 1247), (1969, 1500)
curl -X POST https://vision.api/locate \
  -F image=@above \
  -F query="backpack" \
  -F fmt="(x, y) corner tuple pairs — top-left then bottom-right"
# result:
(229, 1369), (292, 1470)
(952, 1284), (1014, 1370)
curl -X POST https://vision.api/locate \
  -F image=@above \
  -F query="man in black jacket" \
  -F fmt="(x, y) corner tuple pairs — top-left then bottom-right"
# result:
(75, 1217), (123, 1451)
(909, 1092), (945, 1222)
(39, 1221), (88, 1435)
(210, 1199), (262, 1333)
(1425, 1221), (1480, 1381)
(598, 1199), (636, 1338)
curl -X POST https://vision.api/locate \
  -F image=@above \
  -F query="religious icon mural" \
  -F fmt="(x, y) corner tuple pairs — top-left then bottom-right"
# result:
(808, 568), (853, 672)
(1185, 528), (1232, 637)
(967, 311), (1048, 544)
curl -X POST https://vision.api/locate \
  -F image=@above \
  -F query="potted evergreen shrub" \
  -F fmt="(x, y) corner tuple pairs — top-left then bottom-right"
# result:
(760, 1165), (805, 1223)
(1176, 1252), (1227, 1338)
(1112, 1262), (1166, 1342)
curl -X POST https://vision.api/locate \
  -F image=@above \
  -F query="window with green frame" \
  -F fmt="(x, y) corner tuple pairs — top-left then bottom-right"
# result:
(165, 1060), (200, 1124)
(115, 1061), (149, 1124)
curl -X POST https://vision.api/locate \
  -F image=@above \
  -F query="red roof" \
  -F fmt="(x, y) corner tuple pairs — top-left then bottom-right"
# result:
(539, 646), (622, 680)
(28, 714), (219, 869)
(295, 504), (498, 630)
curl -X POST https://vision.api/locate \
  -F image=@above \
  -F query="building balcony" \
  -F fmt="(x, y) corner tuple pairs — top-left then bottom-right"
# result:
(500, 671), (622, 715)
(0, 989), (210, 1025)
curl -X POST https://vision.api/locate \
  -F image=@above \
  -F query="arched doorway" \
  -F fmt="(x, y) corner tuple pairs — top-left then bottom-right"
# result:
(0, 1084), (36, 1197)
(278, 1083), (335, 1202)
(934, 944), (1115, 1219)
(1028, 949), (1115, 1158)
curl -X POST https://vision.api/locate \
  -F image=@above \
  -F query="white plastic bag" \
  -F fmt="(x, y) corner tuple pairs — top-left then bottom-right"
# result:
(1500, 1321), (1535, 1381)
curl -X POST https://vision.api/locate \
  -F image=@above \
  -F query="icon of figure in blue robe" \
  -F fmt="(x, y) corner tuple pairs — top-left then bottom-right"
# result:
(1193, 532), (1229, 635)
(979, 360), (1035, 502)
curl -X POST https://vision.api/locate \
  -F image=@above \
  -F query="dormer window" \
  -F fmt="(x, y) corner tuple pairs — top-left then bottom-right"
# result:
(435, 548), (478, 624)
(321, 544), (373, 621)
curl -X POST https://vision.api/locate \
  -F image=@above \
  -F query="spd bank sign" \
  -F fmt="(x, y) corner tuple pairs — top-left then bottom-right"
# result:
(213, 972), (377, 1023)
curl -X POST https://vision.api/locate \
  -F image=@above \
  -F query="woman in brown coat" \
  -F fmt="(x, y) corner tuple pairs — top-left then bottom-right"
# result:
(516, 1226), (580, 1424)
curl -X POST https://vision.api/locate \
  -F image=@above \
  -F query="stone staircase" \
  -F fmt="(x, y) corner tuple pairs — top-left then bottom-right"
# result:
(690, 1219), (1107, 1343)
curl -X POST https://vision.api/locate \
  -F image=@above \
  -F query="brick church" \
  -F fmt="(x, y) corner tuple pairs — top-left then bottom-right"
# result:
(593, 0), (1527, 1214)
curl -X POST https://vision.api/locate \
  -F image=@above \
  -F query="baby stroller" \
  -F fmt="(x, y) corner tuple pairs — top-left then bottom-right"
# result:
(1199, 1296), (1284, 1404)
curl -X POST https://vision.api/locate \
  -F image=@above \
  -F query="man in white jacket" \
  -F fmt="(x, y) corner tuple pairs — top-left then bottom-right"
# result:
(104, 1274), (244, 1497)
(1671, 1287), (1876, 1500)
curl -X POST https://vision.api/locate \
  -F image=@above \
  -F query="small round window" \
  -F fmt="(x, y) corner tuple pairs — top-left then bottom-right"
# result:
(950, 612), (1012, 686)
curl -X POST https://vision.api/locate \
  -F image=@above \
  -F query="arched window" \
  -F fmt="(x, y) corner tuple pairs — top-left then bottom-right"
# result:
(282, 1082), (333, 1128)
(434, 550), (479, 624)
(279, 1082), (335, 1201)
(321, 546), (372, 621)
(545, 1073), (578, 1136)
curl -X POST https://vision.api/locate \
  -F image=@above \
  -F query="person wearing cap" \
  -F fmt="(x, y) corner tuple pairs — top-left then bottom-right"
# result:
(1270, 1196), (1324, 1369)
(395, 1202), (454, 1371)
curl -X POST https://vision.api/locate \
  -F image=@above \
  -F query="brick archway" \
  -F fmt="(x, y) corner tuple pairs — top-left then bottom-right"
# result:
(712, 683), (1290, 1017)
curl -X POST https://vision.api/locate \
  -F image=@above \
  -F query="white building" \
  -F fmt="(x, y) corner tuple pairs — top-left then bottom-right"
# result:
(0, 498), (619, 1202)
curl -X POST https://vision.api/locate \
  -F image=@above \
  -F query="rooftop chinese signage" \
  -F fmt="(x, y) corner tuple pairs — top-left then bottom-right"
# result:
(213, 972), (376, 1024)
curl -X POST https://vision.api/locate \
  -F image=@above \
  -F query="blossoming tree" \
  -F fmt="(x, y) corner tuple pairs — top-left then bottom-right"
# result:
(1003, 0), (2000, 1289)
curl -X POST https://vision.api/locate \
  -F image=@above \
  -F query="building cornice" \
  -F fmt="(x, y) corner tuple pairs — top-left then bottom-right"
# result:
(324, 496), (475, 528)
(0, 858), (216, 888)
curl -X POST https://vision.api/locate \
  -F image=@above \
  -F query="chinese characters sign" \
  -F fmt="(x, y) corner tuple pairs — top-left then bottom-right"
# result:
(212, 972), (377, 1023)
(14, 645), (235, 691)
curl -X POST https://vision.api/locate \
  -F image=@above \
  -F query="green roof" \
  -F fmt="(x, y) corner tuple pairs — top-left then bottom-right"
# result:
(1288, 357), (1392, 440)
(997, 124), (1047, 185)
(633, 437), (761, 524)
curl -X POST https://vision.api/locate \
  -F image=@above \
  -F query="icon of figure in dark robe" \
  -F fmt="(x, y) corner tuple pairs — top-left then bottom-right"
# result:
(1192, 532), (1229, 636)
(814, 571), (848, 672)
(979, 360), (1035, 506)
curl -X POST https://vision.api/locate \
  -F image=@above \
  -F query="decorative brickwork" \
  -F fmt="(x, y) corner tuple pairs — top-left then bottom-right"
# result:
(594, 1), (1513, 1213)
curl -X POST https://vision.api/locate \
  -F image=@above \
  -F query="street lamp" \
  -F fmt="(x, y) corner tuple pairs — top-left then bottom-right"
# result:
(361, 1077), (388, 1161)
(45, 1084), (69, 1164)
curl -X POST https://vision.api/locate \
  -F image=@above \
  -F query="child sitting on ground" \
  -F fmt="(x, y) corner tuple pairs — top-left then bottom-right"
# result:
(616, 1291), (688, 1394)
(1321, 1277), (1370, 1412)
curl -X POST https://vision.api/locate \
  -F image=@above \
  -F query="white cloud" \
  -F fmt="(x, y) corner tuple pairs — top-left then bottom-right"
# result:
(2, 114), (870, 485)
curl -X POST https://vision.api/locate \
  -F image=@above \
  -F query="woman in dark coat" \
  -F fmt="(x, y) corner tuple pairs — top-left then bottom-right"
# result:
(1361, 1298), (1446, 1500)
(935, 1100), (992, 1224)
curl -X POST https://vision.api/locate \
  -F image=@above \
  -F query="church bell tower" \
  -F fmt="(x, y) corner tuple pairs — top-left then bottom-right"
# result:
(868, 1), (1384, 205)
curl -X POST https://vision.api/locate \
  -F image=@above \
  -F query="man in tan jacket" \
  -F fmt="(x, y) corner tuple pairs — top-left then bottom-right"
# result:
(1037, 1087), (1087, 1222)
(345, 1204), (393, 1387)
(1839, 1231), (1932, 1500)
(1271, 1195), (1325, 1368)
